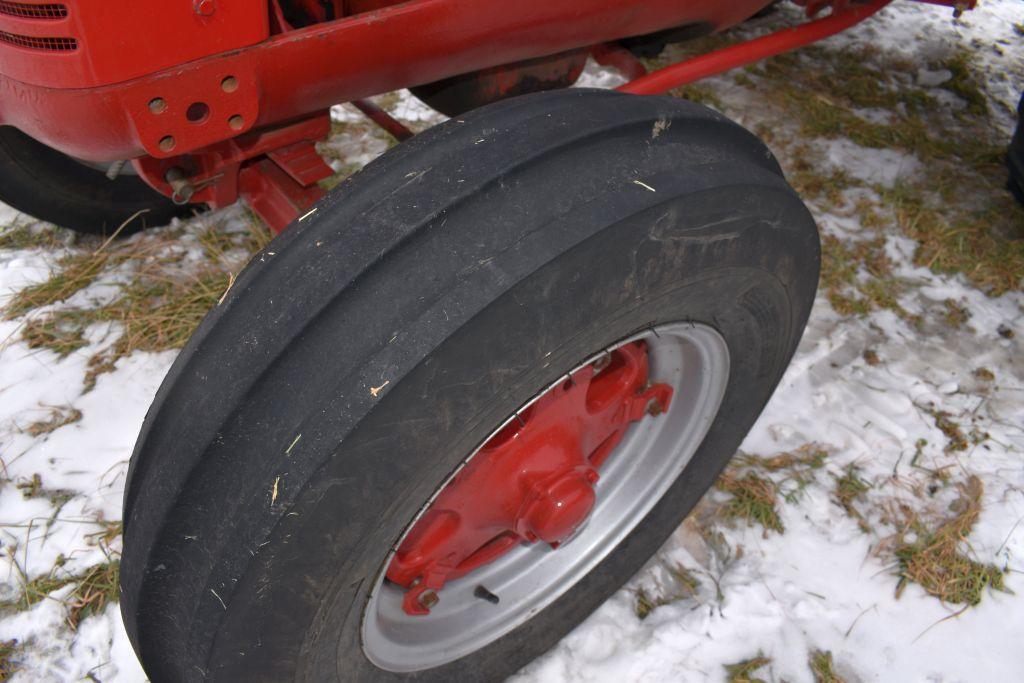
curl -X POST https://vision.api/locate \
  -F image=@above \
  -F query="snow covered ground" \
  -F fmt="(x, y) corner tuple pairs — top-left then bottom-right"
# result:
(1, 1), (1022, 681)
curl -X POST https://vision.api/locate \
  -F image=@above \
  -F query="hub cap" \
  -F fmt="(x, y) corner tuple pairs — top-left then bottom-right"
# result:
(362, 323), (730, 672)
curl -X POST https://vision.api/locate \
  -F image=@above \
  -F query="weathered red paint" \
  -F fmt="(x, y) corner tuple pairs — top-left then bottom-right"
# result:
(0, 0), (975, 230)
(0, 0), (773, 162)
(619, 0), (894, 95)
(132, 114), (333, 233)
(385, 341), (673, 616)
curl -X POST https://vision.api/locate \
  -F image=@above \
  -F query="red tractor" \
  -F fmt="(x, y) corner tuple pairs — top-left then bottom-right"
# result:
(0, 0), (975, 680)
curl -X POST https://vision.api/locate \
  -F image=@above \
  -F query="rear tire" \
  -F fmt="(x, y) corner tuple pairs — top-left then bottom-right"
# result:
(121, 89), (819, 681)
(0, 126), (192, 236)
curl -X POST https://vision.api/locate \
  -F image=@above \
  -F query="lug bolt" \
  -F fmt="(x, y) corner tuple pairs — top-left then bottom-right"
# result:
(646, 399), (663, 416)
(221, 76), (239, 93)
(228, 114), (245, 131)
(593, 354), (612, 372)
(158, 135), (176, 153)
(418, 590), (439, 609)
(148, 97), (167, 114)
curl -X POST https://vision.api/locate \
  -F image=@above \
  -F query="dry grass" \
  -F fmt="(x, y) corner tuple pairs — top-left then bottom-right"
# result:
(3, 220), (270, 390)
(0, 640), (20, 681)
(725, 654), (772, 683)
(0, 558), (120, 630)
(717, 472), (784, 535)
(834, 465), (871, 533)
(3, 250), (121, 320)
(63, 559), (120, 629)
(634, 563), (701, 619)
(819, 234), (919, 324)
(736, 444), (830, 503)
(718, 41), (1024, 300)
(0, 221), (70, 251)
(893, 476), (1007, 606)
(809, 650), (846, 683)
(23, 405), (82, 437)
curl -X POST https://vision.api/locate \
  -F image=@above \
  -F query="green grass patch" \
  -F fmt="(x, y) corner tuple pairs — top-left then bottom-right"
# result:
(0, 222), (70, 251)
(833, 465), (871, 532)
(725, 653), (772, 683)
(717, 471), (784, 535)
(730, 42), (1024, 298)
(3, 221), (271, 390)
(1, 551), (120, 630)
(894, 476), (1008, 606)
(809, 650), (846, 683)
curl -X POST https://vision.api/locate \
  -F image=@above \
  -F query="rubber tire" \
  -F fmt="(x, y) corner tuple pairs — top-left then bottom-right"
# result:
(0, 126), (191, 236)
(1007, 92), (1024, 206)
(121, 89), (819, 682)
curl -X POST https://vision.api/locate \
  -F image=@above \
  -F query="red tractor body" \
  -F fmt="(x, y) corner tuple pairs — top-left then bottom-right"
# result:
(0, 0), (769, 163)
(0, 0), (973, 231)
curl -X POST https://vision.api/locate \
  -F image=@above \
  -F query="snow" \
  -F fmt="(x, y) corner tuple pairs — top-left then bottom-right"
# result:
(1, 1), (1023, 681)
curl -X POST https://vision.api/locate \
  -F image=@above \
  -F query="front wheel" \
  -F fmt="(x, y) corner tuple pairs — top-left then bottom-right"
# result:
(121, 89), (819, 681)
(0, 126), (191, 235)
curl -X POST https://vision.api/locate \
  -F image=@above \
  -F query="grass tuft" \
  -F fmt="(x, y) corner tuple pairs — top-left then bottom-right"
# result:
(24, 405), (82, 437)
(725, 654), (772, 683)
(809, 650), (846, 683)
(894, 476), (1007, 606)
(633, 563), (701, 619)
(926, 408), (969, 453)
(63, 560), (119, 630)
(0, 222), (70, 251)
(717, 472), (784, 535)
(0, 640), (20, 681)
(3, 222), (271, 389)
(1, 551), (120, 630)
(973, 367), (995, 382)
(834, 465), (871, 532)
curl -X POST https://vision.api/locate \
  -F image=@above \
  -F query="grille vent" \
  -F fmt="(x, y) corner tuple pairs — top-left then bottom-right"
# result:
(0, 29), (76, 51)
(0, 2), (68, 20)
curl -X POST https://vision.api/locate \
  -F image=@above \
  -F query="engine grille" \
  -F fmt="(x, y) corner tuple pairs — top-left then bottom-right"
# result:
(0, 29), (76, 51)
(0, 2), (68, 20)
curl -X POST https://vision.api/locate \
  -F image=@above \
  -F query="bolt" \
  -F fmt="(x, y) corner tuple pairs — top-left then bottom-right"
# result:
(148, 97), (167, 114)
(164, 167), (195, 205)
(221, 76), (239, 93)
(194, 0), (216, 16)
(474, 585), (500, 604)
(228, 114), (245, 131)
(418, 590), (439, 609)
(104, 159), (126, 181)
(592, 353), (612, 372)
(646, 398), (663, 416)
(158, 135), (176, 153)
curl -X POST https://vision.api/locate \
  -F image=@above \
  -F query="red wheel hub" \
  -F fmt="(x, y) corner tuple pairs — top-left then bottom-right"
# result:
(386, 341), (672, 615)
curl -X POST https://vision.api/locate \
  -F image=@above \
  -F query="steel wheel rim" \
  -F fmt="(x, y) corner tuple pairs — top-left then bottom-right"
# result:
(361, 322), (730, 672)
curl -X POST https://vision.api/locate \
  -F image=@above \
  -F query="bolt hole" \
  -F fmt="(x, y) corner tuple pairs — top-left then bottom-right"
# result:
(221, 76), (238, 93)
(186, 102), (210, 124)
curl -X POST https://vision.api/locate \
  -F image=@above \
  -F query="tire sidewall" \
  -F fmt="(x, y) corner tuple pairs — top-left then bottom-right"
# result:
(205, 184), (816, 681)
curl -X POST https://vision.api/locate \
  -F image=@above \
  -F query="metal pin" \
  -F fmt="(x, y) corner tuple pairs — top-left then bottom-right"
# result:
(474, 585), (500, 604)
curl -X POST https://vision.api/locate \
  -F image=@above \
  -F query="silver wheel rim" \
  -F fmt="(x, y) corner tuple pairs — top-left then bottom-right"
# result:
(361, 322), (730, 672)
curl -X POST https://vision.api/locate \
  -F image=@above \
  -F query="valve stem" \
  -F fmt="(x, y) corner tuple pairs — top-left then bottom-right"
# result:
(474, 585), (500, 604)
